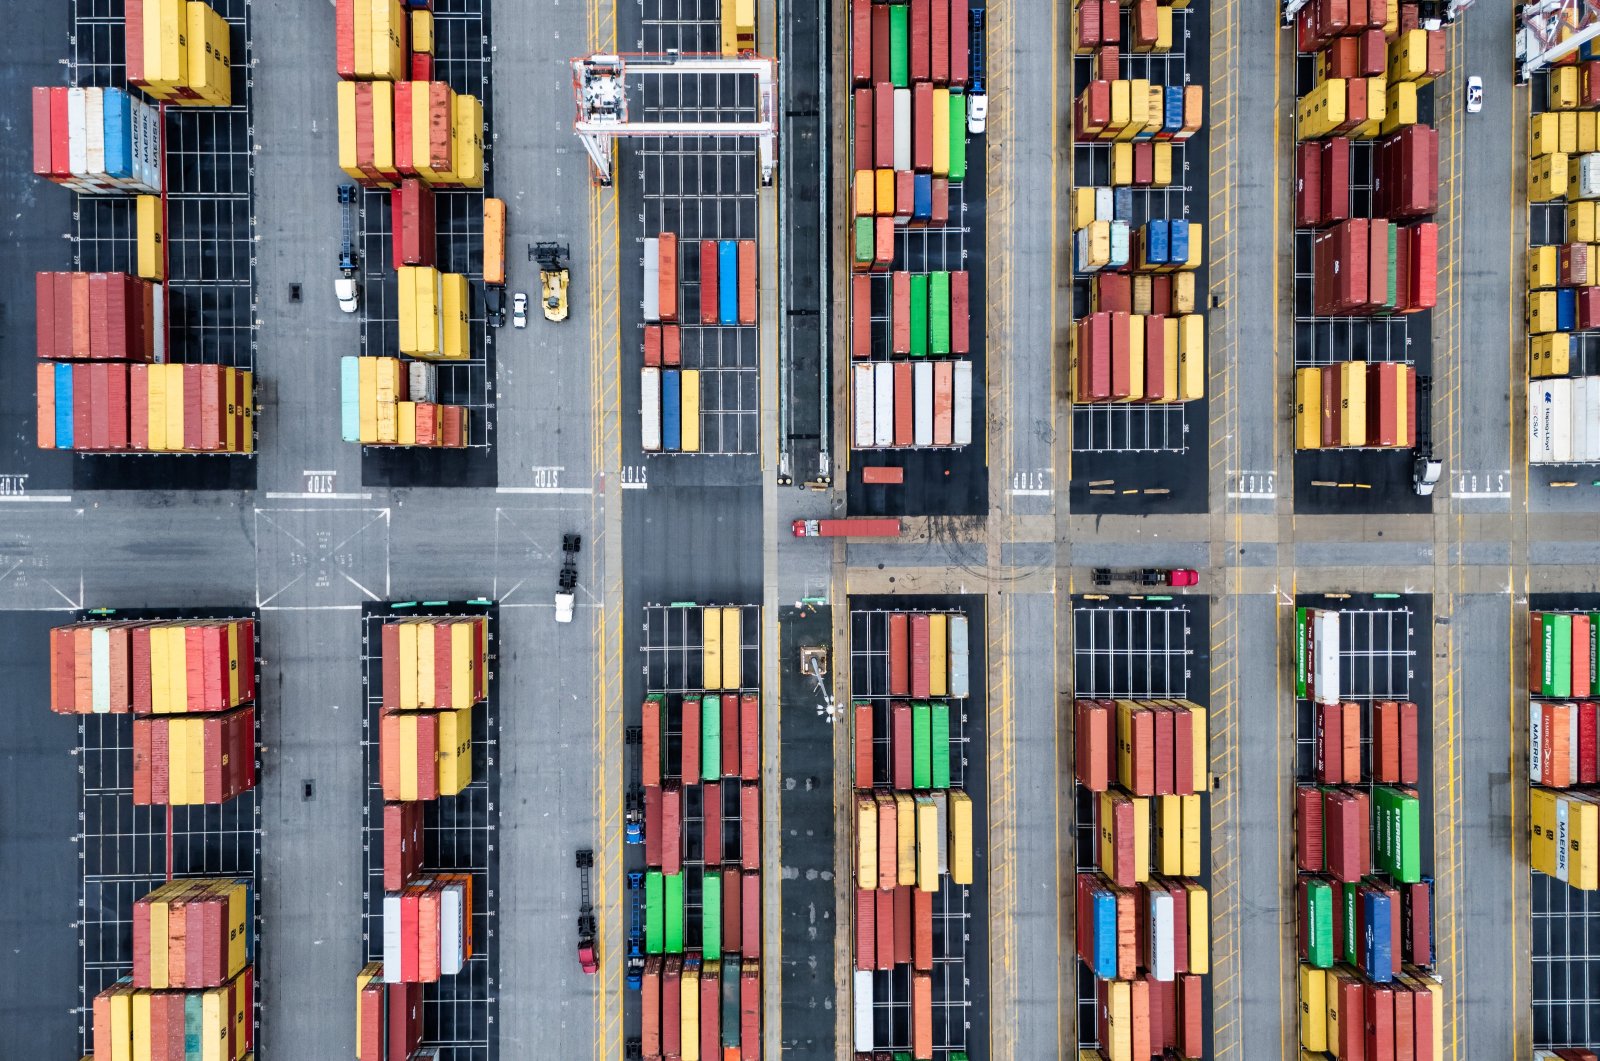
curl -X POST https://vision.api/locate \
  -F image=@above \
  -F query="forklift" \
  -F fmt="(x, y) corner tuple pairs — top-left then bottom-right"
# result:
(530, 242), (571, 322)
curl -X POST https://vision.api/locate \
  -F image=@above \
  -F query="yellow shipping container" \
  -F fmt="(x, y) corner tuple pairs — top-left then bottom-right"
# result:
(411, 9), (435, 54)
(916, 795), (939, 890)
(703, 608), (723, 690)
(1531, 153), (1572, 203)
(1386, 29), (1428, 83)
(932, 88), (950, 176)
(1582, 112), (1600, 155)
(1155, 794), (1182, 874)
(1118, 79), (1151, 141)
(1104, 979), (1132, 1061)
(1153, 141), (1173, 187)
(1570, 791), (1600, 890)
(1297, 79), (1346, 140)
(1177, 314), (1204, 399)
(185, 2), (232, 107)
(143, 0), (189, 99)
(929, 613), (948, 695)
(1182, 792), (1202, 876)
(1085, 221), (1112, 268)
(135, 195), (165, 281)
(1530, 332), (1572, 378)
(1529, 244), (1562, 287)
(398, 621), (419, 708)
(372, 81), (398, 179)
(1297, 368), (1322, 450)
(1072, 187), (1097, 228)
(721, 606), (742, 689)
(1339, 360), (1367, 447)
(1378, 80), (1415, 136)
(1181, 700), (1207, 792)
(1561, 110), (1581, 156)
(1300, 965), (1328, 1050)
(1353, 76), (1387, 139)
(450, 94), (485, 189)
(896, 793), (917, 885)
(681, 368), (702, 452)
(177, 717), (205, 804)
(337, 80), (364, 181)
(1111, 141), (1134, 186)
(1104, 80), (1131, 139)
(1172, 271), (1196, 314)
(854, 170), (874, 217)
(1530, 112), (1562, 159)
(1551, 64), (1581, 110)
(372, 0), (406, 80)
(164, 363), (186, 451)
(856, 797), (876, 889)
(353, 0), (374, 77)
(239, 371), (255, 453)
(1178, 223), (1204, 270)
(1155, 6), (1173, 49)
(1529, 289), (1561, 335)
(681, 963), (701, 1060)
(441, 272), (470, 360)
(450, 621), (476, 708)
(438, 704), (473, 795)
(1161, 317), (1180, 403)
(397, 401), (417, 446)
(357, 359), (379, 443)
(111, 979), (135, 1061)
(947, 789), (973, 885)
(415, 621), (437, 707)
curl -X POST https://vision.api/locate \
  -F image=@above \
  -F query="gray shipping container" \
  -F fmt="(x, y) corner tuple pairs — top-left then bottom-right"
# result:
(641, 368), (662, 452)
(953, 360), (973, 446)
(914, 361), (934, 447)
(854, 364), (875, 449)
(949, 614), (969, 698)
(853, 968), (875, 1050)
(643, 237), (661, 322)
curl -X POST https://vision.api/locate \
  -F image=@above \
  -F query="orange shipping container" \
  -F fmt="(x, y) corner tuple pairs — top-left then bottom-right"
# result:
(912, 971), (933, 1058)
(659, 233), (679, 322)
(738, 239), (758, 325)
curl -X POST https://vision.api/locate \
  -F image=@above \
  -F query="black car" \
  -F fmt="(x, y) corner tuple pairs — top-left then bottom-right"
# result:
(485, 285), (506, 328)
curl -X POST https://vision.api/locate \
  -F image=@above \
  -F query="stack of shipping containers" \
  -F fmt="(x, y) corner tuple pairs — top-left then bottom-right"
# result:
(357, 611), (492, 1060)
(846, 0), (978, 455)
(1069, 0), (1206, 412)
(850, 609), (975, 1061)
(637, 605), (764, 1061)
(1289, 4), (1441, 458)
(1527, 64), (1600, 465)
(1292, 605), (1444, 1058)
(49, 613), (261, 1060)
(335, 0), (486, 449)
(30, 2), (258, 455)
(638, 233), (759, 453)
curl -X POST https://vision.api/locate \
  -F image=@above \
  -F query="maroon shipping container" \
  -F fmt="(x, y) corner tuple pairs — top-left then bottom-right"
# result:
(740, 782), (760, 870)
(931, 177), (950, 227)
(1109, 310), (1132, 400)
(1296, 141), (1322, 229)
(700, 239), (720, 325)
(1320, 137), (1351, 226)
(388, 981), (422, 1061)
(892, 701), (913, 789)
(722, 867), (742, 955)
(895, 170), (915, 220)
(741, 872), (761, 958)
(852, 273), (871, 358)
(895, 363), (914, 446)
(1404, 880), (1431, 968)
(391, 179), (437, 268)
(872, 4), (891, 83)
(1324, 35), (1358, 79)
(951, 270), (970, 354)
(662, 957), (682, 1056)
(1297, 786), (1324, 871)
(740, 963), (762, 1060)
(893, 271), (911, 354)
(910, 614), (931, 698)
(950, 0), (969, 84)
(855, 888), (874, 969)
(1366, 982), (1395, 1061)
(913, 83), (934, 173)
(1399, 700), (1418, 784)
(854, 88), (873, 171)
(662, 784), (682, 875)
(851, 0), (871, 84)
(931, 0), (950, 82)
(874, 82), (895, 169)
(720, 694), (739, 778)
(384, 800), (424, 891)
(740, 693), (759, 781)
(644, 785), (663, 867)
(854, 702), (874, 788)
(701, 961), (721, 1059)
(1077, 0), (1101, 48)
(874, 888), (894, 970)
(889, 613), (910, 695)
(704, 781), (721, 865)
(913, 886), (933, 970)
(910, 0), (931, 82)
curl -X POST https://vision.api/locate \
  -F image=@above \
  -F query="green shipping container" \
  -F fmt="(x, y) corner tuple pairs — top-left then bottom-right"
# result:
(1305, 879), (1334, 968)
(912, 701), (932, 788)
(1553, 613), (1574, 699)
(930, 272), (951, 355)
(703, 695), (721, 780)
(889, 4), (909, 87)
(1295, 607), (1309, 699)
(1374, 786), (1421, 884)
(664, 871), (685, 953)
(909, 274), (929, 356)
(1340, 880), (1358, 964)
(949, 94), (967, 182)
(1543, 614), (1556, 697)
(645, 870), (664, 954)
(702, 872), (722, 959)
(855, 217), (874, 266)
(931, 701), (951, 789)
(1386, 223), (1398, 311)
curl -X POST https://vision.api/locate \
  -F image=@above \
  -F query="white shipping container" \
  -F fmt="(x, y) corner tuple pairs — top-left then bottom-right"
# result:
(383, 894), (403, 982)
(641, 368), (662, 452)
(1587, 375), (1600, 462)
(84, 88), (106, 182)
(1568, 703), (1580, 783)
(893, 88), (912, 172)
(1530, 383), (1553, 463)
(1312, 609), (1341, 706)
(949, 614), (969, 698)
(1531, 701), (1544, 784)
(1109, 220), (1131, 269)
(1552, 377), (1574, 463)
(151, 284), (166, 363)
(1074, 229), (1097, 275)
(1094, 186), (1114, 221)
(1580, 153), (1600, 199)
(953, 360), (973, 446)
(932, 791), (949, 875)
(1573, 378), (1593, 463)
(1148, 890), (1175, 982)
(441, 882), (465, 975)
(874, 362), (894, 448)
(853, 364), (875, 448)
(139, 98), (162, 192)
(91, 627), (111, 714)
(914, 361), (934, 447)
(67, 87), (88, 179)
(853, 969), (875, 1051)
(408, 362), (436, 403)
(642, 238), (661, 322)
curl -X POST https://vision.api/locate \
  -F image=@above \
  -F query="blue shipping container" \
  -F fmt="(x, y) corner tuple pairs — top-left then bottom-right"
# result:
(340, 357), (360, 442)
(1145, 220), (1169, 266)
(1088, 889), (1116, 979)
(1164, 86), (1185, 135)
(1113, 187), (1133, 223)
(1169, 219), (1190, 267)
(663, 369), (682, 450)
(55, 363), (74, 450)
(1362, 892), (1393, 984)
(1558, 287), (1578, 331)
(913, 173), (932, 221)
(718, 241), (738, 325)
(103, 89), (133, 180)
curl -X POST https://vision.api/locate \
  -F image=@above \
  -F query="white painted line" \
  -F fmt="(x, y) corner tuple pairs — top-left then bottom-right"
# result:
(1450, 491), (1512, 499)
(256, 604), (367, 611)
(495, 486), (595, 495)
(301, 469), (339, 476)
(1009, 488), (1052, 496)
(0, 494), (73, 503)
(621, 482), (649, 490)
(1226, 491), (1277, 500)
(264, 492), (373, 500)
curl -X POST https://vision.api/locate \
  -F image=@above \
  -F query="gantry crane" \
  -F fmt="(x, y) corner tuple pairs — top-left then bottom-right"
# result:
(1519, 0), (1600, 79)
(570, 53), (779, 187)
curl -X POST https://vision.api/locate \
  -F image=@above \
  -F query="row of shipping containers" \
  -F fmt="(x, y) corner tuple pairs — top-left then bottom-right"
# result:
(1074, 79), (1204, 144)
(336, 0), (439, 82)
(126, 0), (236, 106)
(1529, 377), (1600, 463)
(641, 367), (704, 453)
(1528, 611), (1600, 889)
(133, 707), (258, 806)
(49, 619), (257, 715)
(1308, 217), (1437, 317)
(1073, 0), (1190, 55)
(643, 235), (758, 327)
(380, 874), (474, 983)
(852, 611), (974, 1059)
(850, 271), (972, 360)
(1075, 213), (1201, 274)
(852, 163), (960, 231)
(1076, 873), (1209, 987)
(31, 86), (163, 193)
(131, 878), (254, 989)
(1307, 698), (1420, 785)
(90, 968), (256, 1061)
(1297, 964), (1442, 1060)
(850, 360), (975, 449)
(341, 357), (472, 448)
(1070, 311), (1205, 405)
(1293, 362), (1419, 451)
(1077, 973), (1205, 1061)
(337, 80), (484, 189)
(37, 362), (255, 454)
(849, 0), (971, 88)
(36, 271), (165, 362)
(1295, 128), (1438, 228)
(850, 85), (969, 182)
(640, 955), (763, 1061)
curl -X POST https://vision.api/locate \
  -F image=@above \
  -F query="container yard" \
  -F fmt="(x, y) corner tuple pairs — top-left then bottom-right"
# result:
(360, 601), (499, 1060)
(841, 0), (990, 517)
(1068, 0), (1213, 515)
(847, 598), (986, 1061)
(1291, 593), (1445, 1058)
(338, 0), (498, 486)
(1071, 595), (1212, 1060)
(628, 602), (767, 1060)
(1289, 5), (1444, 514)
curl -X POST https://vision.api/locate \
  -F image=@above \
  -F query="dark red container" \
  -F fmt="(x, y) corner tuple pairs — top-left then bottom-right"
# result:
(851, 0), (871, 84)
(872, 4), (891, 83)
(1297, 785), (1324, 872)
(1320, 137), (1350, 226)
(741, 874), (761, 959)
(663, 957), (682, 1055)
(700, 239), (719, 325)
(384, 800), (423, 891)
(682, 694), (701, 783)
(874, 83), (895, 168)
(931, 177), (949, 227)
(391, 179), (437, 268)
(855, 888), (874, 970)
(852, 274), (871, 358)
(931, 0), (950, 82)
(644, 784), (662, 867)
(910, 614), (931, 698)
(951, 270), (970, 353)
(1296, 141), (1322, 229)
(723, 866), (742, 954)
(913, 83), (934, 172)
(1100, 0), (1120, 45)
(889, 613), (910, 695)
(892, 701), (913, 789)
(855, 702), (873, 788)
(662, 784), (682, 875)
(740, 963), (762, 1059)
(894, 362), (913, 445)
(874, 888), (893, 970)
(739, 693), (759, 781)
(910, 0), (931, 82)
(854, 88), (873, 171)
(740, 782), (760, 869)
(949, 0), (969, 84)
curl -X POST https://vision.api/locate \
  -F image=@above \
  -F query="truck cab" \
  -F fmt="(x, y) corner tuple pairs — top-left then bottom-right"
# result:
(336, 185), (360, 313)
(967, 5), (988, 134)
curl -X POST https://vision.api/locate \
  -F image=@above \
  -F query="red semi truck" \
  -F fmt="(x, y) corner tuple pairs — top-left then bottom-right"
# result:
(791, 518), (901, 538)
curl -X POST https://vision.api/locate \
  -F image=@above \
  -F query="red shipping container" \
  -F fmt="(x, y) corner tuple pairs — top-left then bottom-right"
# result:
(1133, 141), (1153, 186)
(1407, 223), (1437, 311)
(658, 233), (678, 323)
(641, 956), (662, 1057)
(931, 0), (950, 82)
(741, 873), (761, 959)
(1582, 701), (1600, 785)
(740, 692), (759, 781)
(1076, 700), (1112, 791)
(662, 324), (681, 368)
(913, 83), (934, 172)
(1153, 704), (1175, 794)
(855, 888), (875, 969)
(738, 239), (758, 325)
(740, 963), (762, 1059)
(662, 784), (682, 875)
(1109, 310), (1132, 400)
(854, 703), (873, 788)
(951, 270), (970, 353)
(1296, 141), (1322, 229)
(682, 693), (701, 782)
(853, 88), (873, 171)
(392, 180), (437, 268)
(1078, 80), (1111, 139)
(1316, 701), (1343, 783)
(910, 0), (931, 82)
(1367, 218), (1388, 311)
(1367, 983), (1396, 1061)
(741, 782), (760, 870)
(643, 324), (661, 368)
(892, 701), (914, 789)
(1320, 137), (1350, 226)
(889, 612), (910, 695)
(642, 696), (662, 786)
(912, 886), (934, 970)
(851, 0), (871, 84)
(720, 693), (739, 779)
(1098, 273), (1132, 313)
(872, 4), (891, 83)
(933, 361), (953, 445)
(1399, 700), (1418, 785)
(874, 83), (895, 168)
(1095, 43), (1120, 82)
(663, 957), (682, 1055)
(950, 0), (969, 84)
(705, 780), (722, 865)
(874, 888), (894, 969)
(896, 169), (915, 220)
(1100, 0), (1120, 45)
(910, 614), (932, 698)
(644, 784), (662, 867)
(1325, 35), (1359, 79)
(1077, 0), (1101, 48)
(894, 362), (914, 446)
(1297, 785), (1324, 871)
(700, 957), (721, 1058)
(931, 176), (949, 227)
(722, 866), (742, 955)
(852, 273), (871, 358)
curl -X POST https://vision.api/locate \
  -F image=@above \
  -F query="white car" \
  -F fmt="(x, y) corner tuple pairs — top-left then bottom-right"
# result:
(512, 292), (528, 329)
(1466, 76), (1483, 114)
(967, 93), (988, 135)
(335, 273), (358, 314)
